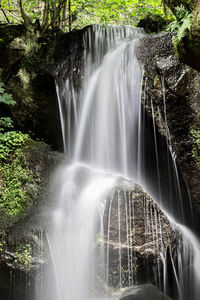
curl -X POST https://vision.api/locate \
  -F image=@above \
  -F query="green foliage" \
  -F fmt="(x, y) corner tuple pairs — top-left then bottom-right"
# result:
(15, 244), (32, 271)
(0, 81), (16, 106)
(0, 78), (42, 231)
(72, 0), (165, 28)
(0, 117), (14, 132)
(0, 0), (166, 32)
(0, 131), (29, 160)
(0, 136), (42, 231)
(167, 5), (193, 46)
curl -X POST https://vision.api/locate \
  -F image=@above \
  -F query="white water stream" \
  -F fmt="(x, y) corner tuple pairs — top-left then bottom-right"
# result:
(38, 25), (200, 300)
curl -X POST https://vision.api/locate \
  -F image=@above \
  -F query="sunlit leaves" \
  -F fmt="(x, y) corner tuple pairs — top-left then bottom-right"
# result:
(0, 0), (166, 31)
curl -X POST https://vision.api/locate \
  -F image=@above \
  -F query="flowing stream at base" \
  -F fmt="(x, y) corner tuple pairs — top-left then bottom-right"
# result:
(39, 25), (200, 300)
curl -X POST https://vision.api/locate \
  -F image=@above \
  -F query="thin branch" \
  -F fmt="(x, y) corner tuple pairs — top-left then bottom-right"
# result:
(1, 8), (10, 23)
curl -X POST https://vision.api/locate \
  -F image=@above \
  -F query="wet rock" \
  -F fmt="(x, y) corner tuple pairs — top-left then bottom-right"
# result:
(103, 183), (177, 288)
(136, 33), (200, 226)
(119, 284), (172, 300)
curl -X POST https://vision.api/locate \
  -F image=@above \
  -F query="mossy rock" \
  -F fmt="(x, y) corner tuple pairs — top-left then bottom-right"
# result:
(0, 136), (52, 232)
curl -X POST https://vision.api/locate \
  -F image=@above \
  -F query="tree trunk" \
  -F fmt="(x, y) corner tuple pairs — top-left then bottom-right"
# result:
(18, 0), (32, 27)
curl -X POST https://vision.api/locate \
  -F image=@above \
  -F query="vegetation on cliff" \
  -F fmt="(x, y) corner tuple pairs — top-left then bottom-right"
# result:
(0, 80), (50, 233)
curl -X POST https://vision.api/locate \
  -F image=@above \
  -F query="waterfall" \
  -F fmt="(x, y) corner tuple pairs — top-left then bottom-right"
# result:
(38, 25), (200, 300)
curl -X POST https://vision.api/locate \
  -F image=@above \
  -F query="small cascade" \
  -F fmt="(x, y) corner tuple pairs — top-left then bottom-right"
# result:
(150, 99), (162, 203)
(161, 77), (184, 219)
(56, 25), (144, 178)
(37, 24), (200, 300)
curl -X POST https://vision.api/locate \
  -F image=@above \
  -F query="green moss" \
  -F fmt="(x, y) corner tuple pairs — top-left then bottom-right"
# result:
(0, 133), (42, 231)
(0, 131), (29, 160)
(190, 121), (200, 170)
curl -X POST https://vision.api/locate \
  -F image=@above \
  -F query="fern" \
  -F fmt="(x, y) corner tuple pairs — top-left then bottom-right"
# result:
(167, 5), (193, 47)
(176, 4), (189, 19)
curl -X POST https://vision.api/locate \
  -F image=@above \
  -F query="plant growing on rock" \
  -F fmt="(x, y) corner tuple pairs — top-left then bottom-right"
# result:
(167, 5), (193, 46)
(15, 244), (32, 271)
(0, 79), (42, 231)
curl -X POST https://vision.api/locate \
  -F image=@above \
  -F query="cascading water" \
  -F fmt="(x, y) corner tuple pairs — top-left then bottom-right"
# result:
(38, 25), (200, 300)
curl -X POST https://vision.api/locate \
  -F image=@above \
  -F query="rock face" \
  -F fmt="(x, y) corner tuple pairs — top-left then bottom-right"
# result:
(136, 33), (200, 228)
(119, 284), (172, 300)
